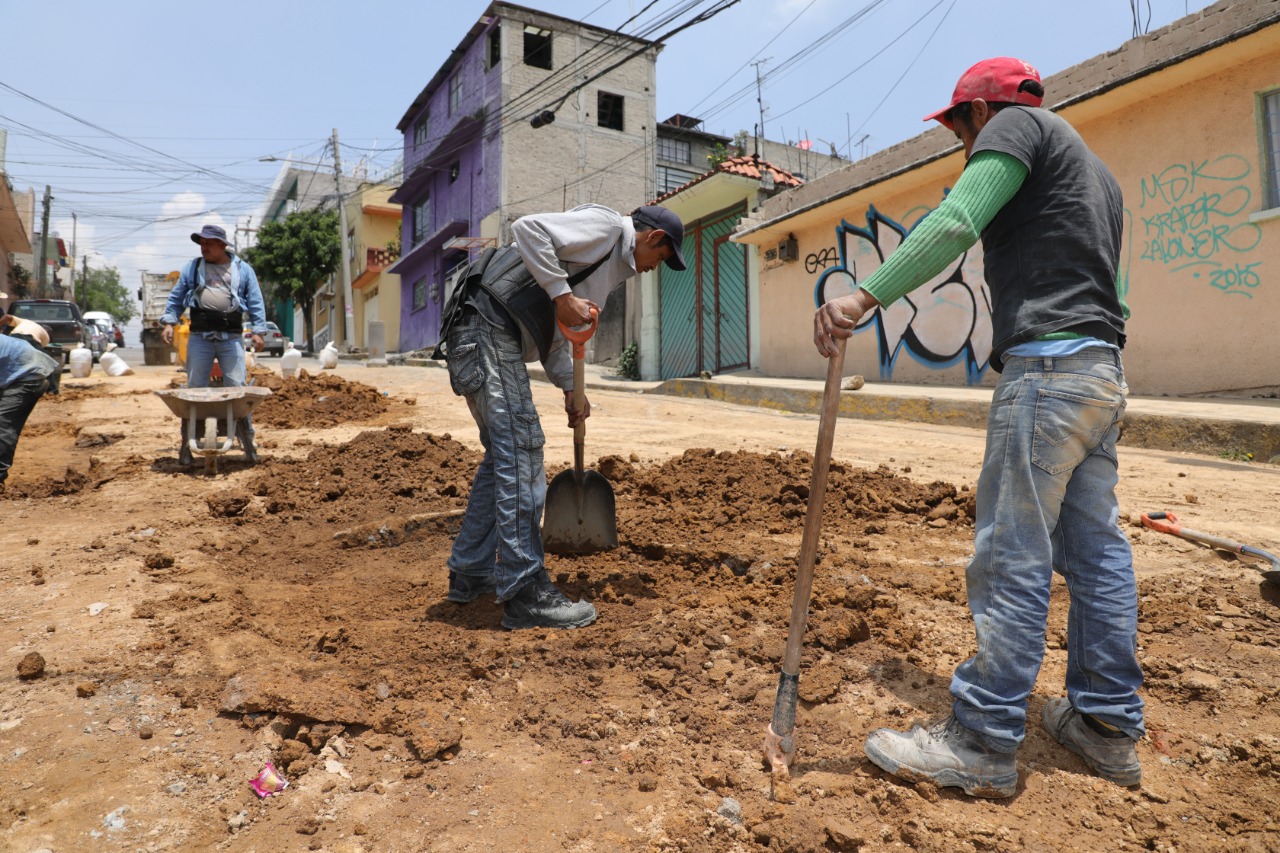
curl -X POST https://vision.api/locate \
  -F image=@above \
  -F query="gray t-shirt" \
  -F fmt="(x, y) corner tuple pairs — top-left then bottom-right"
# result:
(971, 107), (1126, 368)
(197, 262), (234, 312)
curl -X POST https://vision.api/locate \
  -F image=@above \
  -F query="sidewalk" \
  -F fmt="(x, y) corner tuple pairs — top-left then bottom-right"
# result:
(404, 356), (1280, 462)
(551, 363), (1280, 463)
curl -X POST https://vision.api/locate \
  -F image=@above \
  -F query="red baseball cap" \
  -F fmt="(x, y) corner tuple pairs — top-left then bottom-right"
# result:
(924, 57), (1043, 131)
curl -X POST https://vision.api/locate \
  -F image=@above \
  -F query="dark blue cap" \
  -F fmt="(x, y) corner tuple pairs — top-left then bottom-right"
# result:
(632, 206), (687, 271)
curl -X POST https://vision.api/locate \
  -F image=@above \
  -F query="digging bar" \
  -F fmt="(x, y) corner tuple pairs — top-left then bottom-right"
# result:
(764, 337), (846, 791)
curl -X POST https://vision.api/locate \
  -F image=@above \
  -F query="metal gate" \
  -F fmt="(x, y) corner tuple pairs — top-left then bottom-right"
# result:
(658, 204), (749, 379)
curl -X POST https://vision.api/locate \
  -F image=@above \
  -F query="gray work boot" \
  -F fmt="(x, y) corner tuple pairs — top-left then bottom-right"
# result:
(501, 572), (597, 630)
(864, 714), (1019, 798)
(447, 571), (497, 604)
(1041, 697), (1141, 787)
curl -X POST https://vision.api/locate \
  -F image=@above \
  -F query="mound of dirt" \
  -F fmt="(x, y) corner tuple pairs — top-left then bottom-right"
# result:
(247, 368), (415, 428)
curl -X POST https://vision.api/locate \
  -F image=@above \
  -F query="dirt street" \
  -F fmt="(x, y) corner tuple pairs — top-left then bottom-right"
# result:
(2, 357), (1278, 852)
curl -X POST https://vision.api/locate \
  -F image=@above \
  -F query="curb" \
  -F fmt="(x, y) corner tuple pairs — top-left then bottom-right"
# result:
(435, 362), (1280, 463)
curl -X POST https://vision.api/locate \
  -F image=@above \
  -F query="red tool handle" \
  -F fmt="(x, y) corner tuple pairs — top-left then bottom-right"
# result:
(1140, 511), (1181, 535)
(557, 308), (599, 360)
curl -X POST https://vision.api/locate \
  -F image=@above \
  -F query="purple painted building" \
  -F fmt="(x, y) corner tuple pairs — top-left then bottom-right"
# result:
(388, 2), (660, 354)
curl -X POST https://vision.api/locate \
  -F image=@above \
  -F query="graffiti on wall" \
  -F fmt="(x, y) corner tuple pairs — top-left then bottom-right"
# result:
(813, 202), (993, 383)
(1137, 154), (1263, 298)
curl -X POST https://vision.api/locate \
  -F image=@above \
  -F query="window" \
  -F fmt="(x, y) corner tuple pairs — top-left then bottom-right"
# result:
(449, 161), (460, 184)
(657, 137), (692, 165)
(657, 165), (698, 195)
(487, 25), (501, 70)
(413, 111), (429, 148)
(597, 91), (624, 131)
(524, 26), (552, 69)
(1264, 89), (1280, 210)
(412, 194), (431, 246)
(347, 229), (356, 262)
(413, 277), (428, 311)
(449, 73), (462, 116)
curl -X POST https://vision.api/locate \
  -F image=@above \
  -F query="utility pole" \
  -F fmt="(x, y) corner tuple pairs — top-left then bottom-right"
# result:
(69, 212), (78, 307)
(35, 185), (52, 297)
(234, 216), (257, 253)
(331, 128), (355, 349)
(82, 255), (88, 304)
(751, 58), (770, 159)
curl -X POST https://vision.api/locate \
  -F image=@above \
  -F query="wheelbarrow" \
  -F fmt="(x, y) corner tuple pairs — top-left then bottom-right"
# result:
(154, 386), (273, 474)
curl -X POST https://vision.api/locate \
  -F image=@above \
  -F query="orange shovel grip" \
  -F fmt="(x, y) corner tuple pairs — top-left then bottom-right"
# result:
(557, 308), (599, 360)
(1140, 511), (1181, 536)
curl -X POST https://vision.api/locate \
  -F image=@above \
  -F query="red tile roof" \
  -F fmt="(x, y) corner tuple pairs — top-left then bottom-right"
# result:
(653, 155), (804, 204)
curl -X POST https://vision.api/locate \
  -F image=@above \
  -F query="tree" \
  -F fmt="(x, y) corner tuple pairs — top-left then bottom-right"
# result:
(78, 264), (137, 322)
(243, 208), (340, 353)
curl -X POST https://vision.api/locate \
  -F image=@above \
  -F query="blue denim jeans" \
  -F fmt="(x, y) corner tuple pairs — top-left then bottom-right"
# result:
(446, 311), (547, 601)
(0, 376), (47, 486)
(185, 333), (247, 388)
(951, 348), (1144, 752)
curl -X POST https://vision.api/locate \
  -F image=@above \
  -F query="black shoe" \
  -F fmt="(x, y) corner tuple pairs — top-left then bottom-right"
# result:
(447, 571), (496, 604)
(501, 572), (597, 630)
(177, 445), (193, 468)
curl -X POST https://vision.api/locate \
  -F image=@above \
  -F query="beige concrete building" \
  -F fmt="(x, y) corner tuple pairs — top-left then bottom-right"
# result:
(734, 0), (1280, 397)
(343, 183), (402, 351)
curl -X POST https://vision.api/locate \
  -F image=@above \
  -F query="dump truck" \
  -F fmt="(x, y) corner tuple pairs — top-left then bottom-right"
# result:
(139, 270), (181, 366)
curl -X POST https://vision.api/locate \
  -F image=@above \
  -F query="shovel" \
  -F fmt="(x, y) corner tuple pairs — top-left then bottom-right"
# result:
(1140, 511), (1280, 587)
(543, 308), (618, 555)
(764, 337), (846, 796)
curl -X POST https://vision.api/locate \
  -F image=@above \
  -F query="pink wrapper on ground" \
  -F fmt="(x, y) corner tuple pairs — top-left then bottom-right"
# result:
(250, 762), (288, 797)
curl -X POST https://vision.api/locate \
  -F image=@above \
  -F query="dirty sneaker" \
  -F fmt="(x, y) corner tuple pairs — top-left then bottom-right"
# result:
(446, 571), (497, 604)
(501, 572), (597, 630)
(177, 444), (193, 468)
(1041, 698), (1141, 787)
(864, 714), (1018, 798)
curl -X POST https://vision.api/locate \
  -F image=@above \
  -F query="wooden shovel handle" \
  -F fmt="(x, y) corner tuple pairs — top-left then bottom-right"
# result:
(559, 309), (599, 463)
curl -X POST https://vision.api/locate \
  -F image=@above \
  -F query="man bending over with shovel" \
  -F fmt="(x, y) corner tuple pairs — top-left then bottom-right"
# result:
(438, 204), (685, 629)
(814, 58), (1143, 797)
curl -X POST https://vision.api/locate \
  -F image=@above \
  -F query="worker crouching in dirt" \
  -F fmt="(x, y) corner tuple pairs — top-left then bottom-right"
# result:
(814, 58), (1143, 797)
(435, 204), (685, 629)
(0, 312), (60, 492)
(160, 224), (268, 467)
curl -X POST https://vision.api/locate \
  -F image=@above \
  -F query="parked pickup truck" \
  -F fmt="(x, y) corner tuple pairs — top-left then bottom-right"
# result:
(7, 299), (90, 363)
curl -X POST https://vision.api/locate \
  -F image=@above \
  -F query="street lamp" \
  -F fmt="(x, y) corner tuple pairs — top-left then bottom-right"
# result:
(259, 134), (355, 349)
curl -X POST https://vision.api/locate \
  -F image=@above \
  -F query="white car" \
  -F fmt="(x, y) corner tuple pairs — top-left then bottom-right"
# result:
(243, 321), (289, 357)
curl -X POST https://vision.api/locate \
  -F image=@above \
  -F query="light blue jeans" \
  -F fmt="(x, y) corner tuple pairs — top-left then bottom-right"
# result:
(445, 311), (547, 601)
(185, 332), (247, 388)
(185, 332), (252, 439)
(952, 348), (1144, 751)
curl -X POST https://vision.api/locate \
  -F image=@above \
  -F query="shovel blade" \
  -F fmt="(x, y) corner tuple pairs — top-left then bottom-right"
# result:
(543, 469), (617, 555)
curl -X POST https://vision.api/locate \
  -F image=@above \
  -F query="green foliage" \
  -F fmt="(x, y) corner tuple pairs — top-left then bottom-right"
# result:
(243, 208), (340, 350)
(707, 133), (748, 168)
(1217, 448), (1254, 462)
(78, 265), (137, 322)
(6, 262), (31, 299)
(616, 341), (640, 381)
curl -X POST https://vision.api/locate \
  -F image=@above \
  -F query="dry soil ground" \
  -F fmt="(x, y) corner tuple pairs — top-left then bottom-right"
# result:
(1, 355), (1278, 853)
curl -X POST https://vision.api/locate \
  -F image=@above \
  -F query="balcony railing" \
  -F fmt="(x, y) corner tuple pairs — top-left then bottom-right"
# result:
(365, 246), (399, 273)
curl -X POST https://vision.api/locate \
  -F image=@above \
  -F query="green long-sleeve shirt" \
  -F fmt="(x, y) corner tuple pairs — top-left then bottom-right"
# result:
(857, 151), (1027, 307)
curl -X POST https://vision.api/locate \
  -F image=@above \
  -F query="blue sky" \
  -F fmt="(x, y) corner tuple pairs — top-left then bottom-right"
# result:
(1, 0), (1210, 320)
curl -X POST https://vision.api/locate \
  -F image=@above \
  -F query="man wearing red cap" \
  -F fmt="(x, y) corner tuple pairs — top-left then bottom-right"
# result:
(815, 58), (1142, 797)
